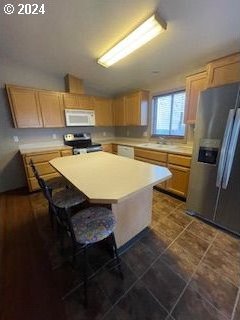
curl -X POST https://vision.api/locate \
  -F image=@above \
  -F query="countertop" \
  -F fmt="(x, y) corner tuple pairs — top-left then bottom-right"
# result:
(50, 152), (172, 203)
(19, 143), (72, 155)
(94, 139), (193, 156)
(18, 138), (193, 156)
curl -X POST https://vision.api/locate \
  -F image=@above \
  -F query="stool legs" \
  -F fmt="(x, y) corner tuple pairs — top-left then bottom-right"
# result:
(83, 245), (88, 308)
(111, 233), (124, 280)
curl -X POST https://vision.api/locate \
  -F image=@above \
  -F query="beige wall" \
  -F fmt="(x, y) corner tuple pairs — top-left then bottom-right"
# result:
(0, 60), (115, 193)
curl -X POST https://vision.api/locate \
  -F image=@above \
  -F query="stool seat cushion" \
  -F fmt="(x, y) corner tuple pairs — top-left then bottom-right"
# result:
(52, 188), (87, 208)
(71, 207), (116, 244)
(46, 176), (69, 190)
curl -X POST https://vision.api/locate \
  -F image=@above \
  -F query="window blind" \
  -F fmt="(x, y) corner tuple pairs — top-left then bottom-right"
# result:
(152, 91), (186, 136)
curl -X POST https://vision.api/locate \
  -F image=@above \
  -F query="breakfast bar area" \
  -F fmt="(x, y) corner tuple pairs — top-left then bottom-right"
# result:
(50, 151), (172, 247)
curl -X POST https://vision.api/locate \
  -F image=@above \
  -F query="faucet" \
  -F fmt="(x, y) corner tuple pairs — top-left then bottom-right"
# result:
(157, 137), (167, 145)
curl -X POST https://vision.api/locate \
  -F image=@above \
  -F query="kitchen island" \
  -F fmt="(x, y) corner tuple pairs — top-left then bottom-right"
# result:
(50, 152), (171, 247)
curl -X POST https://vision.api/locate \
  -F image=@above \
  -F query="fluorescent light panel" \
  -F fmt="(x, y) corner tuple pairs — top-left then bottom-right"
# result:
(97, 13), (167, 68)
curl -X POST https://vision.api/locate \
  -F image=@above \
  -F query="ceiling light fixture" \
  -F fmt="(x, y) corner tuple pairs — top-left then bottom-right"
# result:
(97, 12), (167, 68)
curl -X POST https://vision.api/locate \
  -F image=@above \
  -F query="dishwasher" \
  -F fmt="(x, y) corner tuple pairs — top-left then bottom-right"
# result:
(117, 145), (134, 159)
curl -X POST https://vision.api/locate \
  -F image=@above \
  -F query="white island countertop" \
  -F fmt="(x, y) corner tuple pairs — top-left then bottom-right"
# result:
(50, 151), (171, 204)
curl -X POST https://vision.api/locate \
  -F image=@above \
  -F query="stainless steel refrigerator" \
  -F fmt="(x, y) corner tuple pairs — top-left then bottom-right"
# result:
(186, 82), (240, 235)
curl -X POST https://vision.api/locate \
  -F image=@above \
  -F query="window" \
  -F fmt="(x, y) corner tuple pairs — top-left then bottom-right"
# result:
(152, 91), (186, 137)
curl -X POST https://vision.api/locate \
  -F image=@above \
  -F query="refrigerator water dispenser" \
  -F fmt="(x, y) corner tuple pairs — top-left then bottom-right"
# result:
(198, 147), (219, 164)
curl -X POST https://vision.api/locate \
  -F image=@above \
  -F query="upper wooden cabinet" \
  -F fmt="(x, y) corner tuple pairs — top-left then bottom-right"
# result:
(125, 91), (149, 126)
(6, 85), (65, 128)
(6, 86), (43, 128)
(207, 53), (240, 88)
(184, 52), (240, 124)
(63, 93), (94, 110)
(113, 96), (126, 126)
(38, 91), (64, 127)
(184, 71), (207, 124)
(93, 97), (113, 126)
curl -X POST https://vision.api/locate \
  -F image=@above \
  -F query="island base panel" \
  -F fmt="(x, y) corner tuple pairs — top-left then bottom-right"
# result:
(112, 188), (152, 248)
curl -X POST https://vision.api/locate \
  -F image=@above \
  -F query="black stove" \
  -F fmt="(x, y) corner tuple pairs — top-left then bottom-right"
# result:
(64, 133), (102, 155)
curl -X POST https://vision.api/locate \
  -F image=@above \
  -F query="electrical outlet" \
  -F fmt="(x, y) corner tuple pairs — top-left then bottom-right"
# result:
(52, 134), (57, 139)
(103, 131), (106, 137)
(13, 136), (19, 142)
(143, 131), (148, 137)
(126, 130), (130, 136)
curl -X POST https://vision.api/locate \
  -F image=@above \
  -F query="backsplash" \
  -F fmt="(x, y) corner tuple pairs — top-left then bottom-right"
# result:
(115, 125), (194, 145)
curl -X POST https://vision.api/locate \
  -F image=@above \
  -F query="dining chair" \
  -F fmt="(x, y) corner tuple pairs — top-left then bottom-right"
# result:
(40, 177), (123, 307)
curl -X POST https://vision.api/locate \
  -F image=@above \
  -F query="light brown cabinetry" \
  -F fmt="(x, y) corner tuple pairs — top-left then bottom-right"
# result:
(125, 91), (149, 126)
(6, 86), (43, 128)
(22, 148), (73, 192)
(38, 91), (64, 127)
(166, 154), (191, 198)
(134, 146), (191, 198)
(112, 144), (118, 154)
(6, 85), (65, 128)
(94, 97), (113, 126)
(113, 90), (149, 126)
(207, 53), (240, 88)
(185, 52), (240, 124)
(113, 96), (126, 126)
(63, 93), (94, 110)
(184, 71), (207, 124)
(102, 144), (113, 153)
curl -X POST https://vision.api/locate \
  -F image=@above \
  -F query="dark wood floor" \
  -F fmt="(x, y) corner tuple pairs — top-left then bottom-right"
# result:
(0, 189), (66, 320)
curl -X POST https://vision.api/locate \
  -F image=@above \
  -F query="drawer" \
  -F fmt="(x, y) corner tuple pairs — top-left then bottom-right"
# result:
(28, 172), (61, 191)
(168, 154), (191, 167)
(25, 151), (61, 164)
(60, 149), (73, 157)
(134, 156), (166, 167)
(134, 148), (167, 162)
(102, 144), (113, 153)
(27, 162), (56, 178)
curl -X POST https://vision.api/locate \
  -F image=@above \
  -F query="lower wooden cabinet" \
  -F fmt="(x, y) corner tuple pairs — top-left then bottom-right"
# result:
(102, 144), (113, 153)
(166, 164), (190, 198)
(133, 146), (192, 198)
(112, 144), (118, 154)
(22, 147), (73, 192)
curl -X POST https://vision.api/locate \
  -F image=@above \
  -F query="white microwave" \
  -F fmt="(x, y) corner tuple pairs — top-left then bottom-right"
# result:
(65, 109), (95, 126)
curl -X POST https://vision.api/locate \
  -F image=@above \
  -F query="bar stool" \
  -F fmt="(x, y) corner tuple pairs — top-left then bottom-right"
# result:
(29, 159), (70, 191)
(40, 177), (123, 307)
(30, 159), (87, 228)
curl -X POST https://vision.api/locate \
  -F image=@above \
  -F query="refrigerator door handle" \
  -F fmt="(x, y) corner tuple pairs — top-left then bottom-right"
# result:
(216, 109), (235, 188)
(222, 109), (240, 189)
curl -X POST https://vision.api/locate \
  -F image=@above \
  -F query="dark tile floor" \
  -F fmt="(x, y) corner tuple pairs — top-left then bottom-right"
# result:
(30, 189), (240, 320)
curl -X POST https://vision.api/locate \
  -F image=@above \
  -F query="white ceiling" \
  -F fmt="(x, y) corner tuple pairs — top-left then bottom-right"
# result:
(1, 0), (240, 96)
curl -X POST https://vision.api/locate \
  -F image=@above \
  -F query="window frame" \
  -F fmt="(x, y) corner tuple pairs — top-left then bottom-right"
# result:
(151, 89), (186, 138)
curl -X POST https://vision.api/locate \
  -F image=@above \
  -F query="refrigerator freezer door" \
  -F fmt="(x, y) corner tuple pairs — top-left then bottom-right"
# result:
(216, 109), (235, 188)
(222, 109), (240, 189)
(187, 83), (240, 221)
(214, 119), (240, 234)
